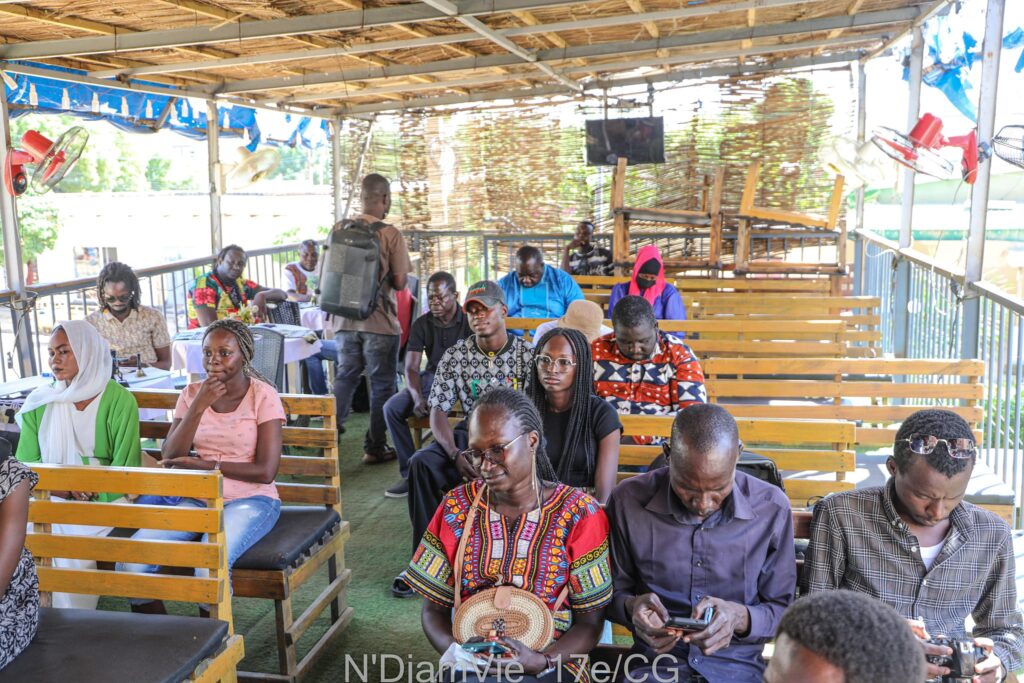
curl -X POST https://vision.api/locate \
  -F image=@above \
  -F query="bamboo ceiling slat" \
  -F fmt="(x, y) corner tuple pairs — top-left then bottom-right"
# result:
(0, 0), (918, 111)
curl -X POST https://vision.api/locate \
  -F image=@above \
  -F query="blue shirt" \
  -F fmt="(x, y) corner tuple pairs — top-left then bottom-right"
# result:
(608, 281), (687, 322)
(607, 468), (795, 682)
(498, 264), (584, 323)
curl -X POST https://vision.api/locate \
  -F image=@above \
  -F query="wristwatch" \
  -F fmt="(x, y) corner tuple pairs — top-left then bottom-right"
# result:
(543, 653), (557, 672)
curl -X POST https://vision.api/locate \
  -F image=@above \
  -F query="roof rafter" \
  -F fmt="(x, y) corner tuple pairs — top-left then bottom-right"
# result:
(0, 1), (319, 77)
(419, 0), (584, 91)
(212, 6), (918, 95)
(337, 49), (864, 115)
(291, 32), (883, 105)
(0, 0), (825, 61)
(85, 0), (852, 80)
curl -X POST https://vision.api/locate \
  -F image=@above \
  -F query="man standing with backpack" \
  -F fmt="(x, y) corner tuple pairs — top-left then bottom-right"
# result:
(327, 173), (411, 464)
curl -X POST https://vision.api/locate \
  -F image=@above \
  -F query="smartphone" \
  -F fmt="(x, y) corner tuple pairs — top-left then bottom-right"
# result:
(665, 607), (715, 634)
(462, 641), (512, 656)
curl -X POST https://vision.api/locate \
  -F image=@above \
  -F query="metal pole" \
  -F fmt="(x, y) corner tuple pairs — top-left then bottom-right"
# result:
(206, 100), (223, 255)
(892, 26), (923, 358)
(853, 62), (868, 296)
(332, 117), (344, 226)
(341, 115), (375, 220)
(962, 0), (1005, 359)
(0, 87), (37, 376)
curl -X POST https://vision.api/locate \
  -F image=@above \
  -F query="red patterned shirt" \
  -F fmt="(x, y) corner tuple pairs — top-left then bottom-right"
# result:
(404, 481), (612, 679)
(591, 331), (707, 444)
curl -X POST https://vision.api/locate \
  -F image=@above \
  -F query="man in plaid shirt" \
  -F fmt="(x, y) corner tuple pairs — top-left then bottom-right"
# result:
(592, 295), (707, 444)
(803, 409), (1023, 683)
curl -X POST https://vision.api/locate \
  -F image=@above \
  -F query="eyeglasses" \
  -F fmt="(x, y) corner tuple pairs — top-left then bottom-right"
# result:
(103, 294), (133, 304)
(535, 355), (576, 371)
(897, 433), (977, 460)
(459, 432), (528, 468)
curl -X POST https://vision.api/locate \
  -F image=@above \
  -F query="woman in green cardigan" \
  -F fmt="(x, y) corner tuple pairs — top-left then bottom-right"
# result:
(16, 319), (140, 609)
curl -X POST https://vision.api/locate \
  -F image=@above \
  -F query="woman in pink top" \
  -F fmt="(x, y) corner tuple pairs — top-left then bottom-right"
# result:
(118, 319), (284, 614)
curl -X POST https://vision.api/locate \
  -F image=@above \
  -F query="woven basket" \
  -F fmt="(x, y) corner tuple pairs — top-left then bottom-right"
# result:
(453, 586), (554, 651)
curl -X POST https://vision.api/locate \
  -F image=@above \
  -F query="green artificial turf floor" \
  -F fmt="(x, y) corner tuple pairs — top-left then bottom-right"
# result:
(234, 412), (437, 682)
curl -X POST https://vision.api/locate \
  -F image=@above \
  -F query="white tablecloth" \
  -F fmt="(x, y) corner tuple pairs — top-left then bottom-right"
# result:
(171, 324), (322, 374)
(0, 368), (178, 422)
(300, 305), (327, 332)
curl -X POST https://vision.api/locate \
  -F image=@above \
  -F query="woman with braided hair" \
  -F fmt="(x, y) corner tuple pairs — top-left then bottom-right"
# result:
(118, 319), (285, 614)
(404, 386), (613, 682)
(528, 327), (621, 504)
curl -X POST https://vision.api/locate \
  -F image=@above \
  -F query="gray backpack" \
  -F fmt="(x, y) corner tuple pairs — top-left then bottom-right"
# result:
(318, 218), (387, 320)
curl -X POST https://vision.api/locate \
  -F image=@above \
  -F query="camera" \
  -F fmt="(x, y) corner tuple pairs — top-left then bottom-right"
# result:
(925, 637), (987, 683)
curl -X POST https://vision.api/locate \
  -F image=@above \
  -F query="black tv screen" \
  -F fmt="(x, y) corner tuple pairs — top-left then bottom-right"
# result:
(585, 117), (665, 166)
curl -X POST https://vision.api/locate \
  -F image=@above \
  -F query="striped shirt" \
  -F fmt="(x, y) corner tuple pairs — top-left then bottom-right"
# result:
(803, 480), (1024, 673)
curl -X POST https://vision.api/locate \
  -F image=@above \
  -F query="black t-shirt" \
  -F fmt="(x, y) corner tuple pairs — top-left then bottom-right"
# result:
(406, 307), (472, 374)
(543, 393), (622, 488)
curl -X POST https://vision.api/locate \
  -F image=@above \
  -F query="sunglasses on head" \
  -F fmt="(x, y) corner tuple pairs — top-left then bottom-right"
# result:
(459, 432), (529, 468)
(898, 433), (976, 459)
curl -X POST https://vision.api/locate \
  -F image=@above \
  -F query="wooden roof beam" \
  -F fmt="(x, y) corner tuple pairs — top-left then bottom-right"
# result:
(0, 2), (318, 76)
(214, 6), (914, 94)
(624, 0), (660, 40)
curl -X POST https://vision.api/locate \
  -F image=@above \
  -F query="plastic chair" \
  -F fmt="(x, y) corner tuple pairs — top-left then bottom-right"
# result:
(266, 300), (302, 326)
(251, 327), (286, 391)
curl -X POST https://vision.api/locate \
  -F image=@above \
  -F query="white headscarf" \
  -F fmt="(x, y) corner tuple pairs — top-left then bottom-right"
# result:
(16, 320), (112, 465)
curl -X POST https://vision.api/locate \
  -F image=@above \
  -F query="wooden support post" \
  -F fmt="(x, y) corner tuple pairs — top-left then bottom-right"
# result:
(610, 157), (629, 275)
(709, 167), (725, 270)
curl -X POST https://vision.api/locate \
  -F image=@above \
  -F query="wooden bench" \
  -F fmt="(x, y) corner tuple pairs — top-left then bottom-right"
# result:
(618, 414), (856, 508)
(699, 357), (1013, 524)
(688, 294), (881, 348)
(1, 464), (244, 683)
(573, 275), (835, 295)
(507, 317), (856, 357)
(131, 389), (352, 683)
(734, 160), (847, 275)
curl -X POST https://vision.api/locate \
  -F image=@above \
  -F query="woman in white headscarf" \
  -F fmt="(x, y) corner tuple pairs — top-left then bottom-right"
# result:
(15, 320), (140, 609)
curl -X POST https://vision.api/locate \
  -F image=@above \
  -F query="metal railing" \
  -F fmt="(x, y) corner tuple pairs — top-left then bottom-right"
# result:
(1, 244), (301, 383)
(852, 228), (1024, 523)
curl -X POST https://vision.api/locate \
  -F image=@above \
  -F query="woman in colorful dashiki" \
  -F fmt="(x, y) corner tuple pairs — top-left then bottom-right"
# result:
(527, 327), (621, 504)
(403, 386), (613, 682)
(187, 244), (287, 329)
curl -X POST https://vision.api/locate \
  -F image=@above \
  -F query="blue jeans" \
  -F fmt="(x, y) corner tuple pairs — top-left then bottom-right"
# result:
(118, 495), (281, 599)
(333, 330), (399, 453)
(303, 339), (338, 395)
(382, 372), (433, 479)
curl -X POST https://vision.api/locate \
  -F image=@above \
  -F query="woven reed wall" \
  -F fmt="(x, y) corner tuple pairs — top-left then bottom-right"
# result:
(346, 70), (853, 277)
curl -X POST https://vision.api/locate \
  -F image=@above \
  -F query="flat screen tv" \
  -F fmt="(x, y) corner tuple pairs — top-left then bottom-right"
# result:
(585, 117), (665, 166)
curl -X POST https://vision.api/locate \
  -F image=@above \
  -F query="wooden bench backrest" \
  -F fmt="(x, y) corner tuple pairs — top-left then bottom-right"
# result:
(131, 389), (341, 514)
(27, 464), (233, 627)
(618, 414), (856, 507)
(507, 318), (863, 357)
(700, 357), (985, 446)
(573, 275), (832, 295)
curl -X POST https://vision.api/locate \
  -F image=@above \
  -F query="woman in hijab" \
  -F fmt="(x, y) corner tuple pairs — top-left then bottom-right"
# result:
(606, 245), (687, 324)
(15, 320), (140, 609)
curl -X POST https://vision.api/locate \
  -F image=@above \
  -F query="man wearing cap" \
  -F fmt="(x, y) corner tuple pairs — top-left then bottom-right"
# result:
(394, 280), (534, 598)
(499, 245), (585, 330)
(533, 299), (612, 345)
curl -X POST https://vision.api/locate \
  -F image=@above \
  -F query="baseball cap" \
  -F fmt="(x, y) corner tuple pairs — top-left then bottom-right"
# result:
(464, 281), (505, 310)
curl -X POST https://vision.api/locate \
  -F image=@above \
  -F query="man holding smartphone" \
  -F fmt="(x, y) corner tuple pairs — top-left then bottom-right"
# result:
(606, 404), (796, 682)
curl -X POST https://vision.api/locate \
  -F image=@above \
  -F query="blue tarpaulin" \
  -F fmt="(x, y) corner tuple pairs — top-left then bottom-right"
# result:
(2, 61), (329, 150)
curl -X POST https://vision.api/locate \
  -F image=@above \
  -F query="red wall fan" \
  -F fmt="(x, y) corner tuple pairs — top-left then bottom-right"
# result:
(3, 126), (89, 196)
(872, 113), (979, 184)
